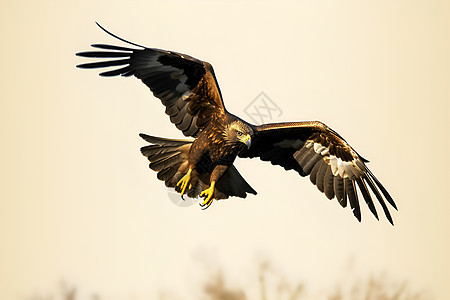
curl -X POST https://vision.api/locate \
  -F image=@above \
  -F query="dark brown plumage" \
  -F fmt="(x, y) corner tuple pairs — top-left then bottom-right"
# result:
(76, 23), (397, 224)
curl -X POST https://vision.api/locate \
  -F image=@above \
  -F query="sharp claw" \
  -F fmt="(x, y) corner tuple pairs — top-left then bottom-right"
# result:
(199, 199), (212, 210)
(200, 194), (213, 209)
(199, 181), (215, 210)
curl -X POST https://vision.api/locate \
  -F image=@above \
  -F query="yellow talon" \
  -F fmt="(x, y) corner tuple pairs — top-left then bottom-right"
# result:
(176, 168), (192, 196)
(200, 181), (216, 209)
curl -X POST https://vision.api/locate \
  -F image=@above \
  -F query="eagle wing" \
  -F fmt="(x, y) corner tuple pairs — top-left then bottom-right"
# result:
(239, 121), (397, 224)
(76, 23), (225, 137)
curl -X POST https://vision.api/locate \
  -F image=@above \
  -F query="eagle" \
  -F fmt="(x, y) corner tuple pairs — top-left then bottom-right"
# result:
(76, 23), (397, 224)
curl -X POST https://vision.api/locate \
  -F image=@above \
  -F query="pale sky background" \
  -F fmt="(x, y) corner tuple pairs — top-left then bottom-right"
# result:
(1, 0), (449, 299)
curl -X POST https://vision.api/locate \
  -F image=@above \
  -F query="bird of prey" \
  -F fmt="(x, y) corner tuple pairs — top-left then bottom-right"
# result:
(76, 23), (397, 224)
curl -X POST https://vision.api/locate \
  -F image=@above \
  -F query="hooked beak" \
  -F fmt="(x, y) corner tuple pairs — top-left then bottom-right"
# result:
(242, 135), (252, 149)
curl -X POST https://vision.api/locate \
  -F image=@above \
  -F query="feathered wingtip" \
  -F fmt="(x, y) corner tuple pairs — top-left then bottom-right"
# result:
(75, 22), (147, 75)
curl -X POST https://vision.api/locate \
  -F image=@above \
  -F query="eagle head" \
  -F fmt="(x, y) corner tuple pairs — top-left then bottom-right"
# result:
(223, 120), (253, 149)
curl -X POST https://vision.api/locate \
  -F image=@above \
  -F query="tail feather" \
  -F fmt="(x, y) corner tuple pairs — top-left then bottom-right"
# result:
(216, 166), (257, 198)
(157, 164), (180, 182)
(150, 152), (184, 172)
(140, 145), (180, 159)
(139, 133), (192, 146)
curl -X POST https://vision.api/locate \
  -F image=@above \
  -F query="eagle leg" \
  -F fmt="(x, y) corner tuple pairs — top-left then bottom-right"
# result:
(199, 181), (216, 210)
(176, 168), (192, 197)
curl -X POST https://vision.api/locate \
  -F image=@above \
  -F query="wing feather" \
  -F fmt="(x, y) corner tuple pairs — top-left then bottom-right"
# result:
(367, 169), (397, 210)
(334, 176), (345, 207)
(240, 121), (396, 224)
(356, 178), (379, 220)
(316, 160), (328, 193)
(348, 179), (362, 222)
(365, 174), (394, 224)
(324, 167), (335, 200)
(309, 159), (322, 185)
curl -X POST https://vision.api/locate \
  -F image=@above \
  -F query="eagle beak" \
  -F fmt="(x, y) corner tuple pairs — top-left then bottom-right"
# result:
(243, 135), (251, 149)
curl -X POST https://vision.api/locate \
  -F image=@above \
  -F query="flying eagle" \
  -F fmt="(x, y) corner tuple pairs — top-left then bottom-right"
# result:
(76, 23), (397, 224)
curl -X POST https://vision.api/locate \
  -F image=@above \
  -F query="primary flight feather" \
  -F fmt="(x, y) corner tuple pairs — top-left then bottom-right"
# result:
(76, 23), (397, 224)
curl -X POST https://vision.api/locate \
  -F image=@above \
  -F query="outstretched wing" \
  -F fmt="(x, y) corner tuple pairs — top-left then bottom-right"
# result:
(76, 23), (225, 137)
(239, 121), (397, 224)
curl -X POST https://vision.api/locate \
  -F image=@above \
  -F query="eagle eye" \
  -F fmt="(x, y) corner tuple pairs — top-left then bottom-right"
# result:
(236, 131), (244, 137)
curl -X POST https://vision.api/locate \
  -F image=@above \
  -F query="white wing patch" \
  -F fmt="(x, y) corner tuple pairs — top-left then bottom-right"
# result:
(304, 140), (365, 179)
(180, 90), (192, 101)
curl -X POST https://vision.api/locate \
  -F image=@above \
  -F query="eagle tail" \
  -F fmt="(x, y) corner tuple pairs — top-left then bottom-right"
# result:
(139, 133), (257, 201)
(139, 133), (201, 196)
